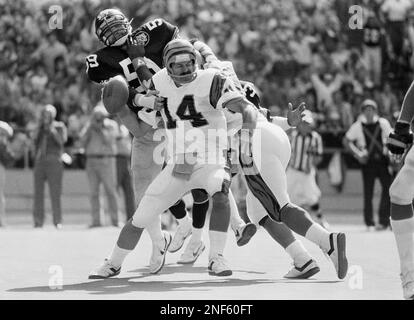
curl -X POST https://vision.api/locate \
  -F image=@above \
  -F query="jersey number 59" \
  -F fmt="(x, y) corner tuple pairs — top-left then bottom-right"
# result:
(85, 54), (99, 72)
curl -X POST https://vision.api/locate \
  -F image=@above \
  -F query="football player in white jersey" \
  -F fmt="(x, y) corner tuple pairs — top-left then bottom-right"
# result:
(387, 81), (414, 299)
(92, 39), (261, 277)
(185, 45), (348, 279)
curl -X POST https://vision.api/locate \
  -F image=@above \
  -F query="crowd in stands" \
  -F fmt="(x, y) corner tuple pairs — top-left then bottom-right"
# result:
(1, 0), (414, 168)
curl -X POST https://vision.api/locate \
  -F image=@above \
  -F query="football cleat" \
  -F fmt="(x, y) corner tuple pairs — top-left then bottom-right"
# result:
(235, 222), (257, 247)
(88, 259), (121, 279)
(208, 254), (232, 276)
(284, 259), (320, 279)
(177, 239), (206, 264)
(168, 221), (192, 253)
(401, 271), (414, 300)
(322, 233), (348, 280)
(149, 231), (172, 274)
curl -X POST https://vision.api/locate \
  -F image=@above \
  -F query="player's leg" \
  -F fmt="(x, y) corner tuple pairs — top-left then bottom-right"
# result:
(246, 124), (348, 279)
(229, 187), (257, 246)
(255, 155), (347, 279)
(104, 138), (163, 269)
(246, 190), (319, 279)
(177, 189), (208, 264)
(168, 199), (192, 252)
(89, 165), (180, 278)
(192, 164), (232, 276)
(389, 147), (414, 299)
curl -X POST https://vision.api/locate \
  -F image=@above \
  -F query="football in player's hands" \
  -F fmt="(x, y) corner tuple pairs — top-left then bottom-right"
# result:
(102, 75), (129, 114)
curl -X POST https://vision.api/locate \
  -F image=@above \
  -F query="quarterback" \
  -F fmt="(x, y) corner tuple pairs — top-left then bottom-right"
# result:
(87, 9), (254, 277)
(94, 39), (261, 276)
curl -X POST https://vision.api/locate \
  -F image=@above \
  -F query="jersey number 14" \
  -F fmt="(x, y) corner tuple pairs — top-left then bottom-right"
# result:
(164, 95), (208, 129)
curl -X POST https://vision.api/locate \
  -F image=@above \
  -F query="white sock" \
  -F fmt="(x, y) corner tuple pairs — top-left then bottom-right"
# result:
(305, 223), (331, 251)
(108, 245), (131, 268)
(146, 217), (164, 249)
(209, 230), (227, 259)
(391, 217), (414, 275)
(285, 240), (313, 267)
(177, 214), (191, 228)
(229, 190), (244, 232)
(192, 227), (203, 242)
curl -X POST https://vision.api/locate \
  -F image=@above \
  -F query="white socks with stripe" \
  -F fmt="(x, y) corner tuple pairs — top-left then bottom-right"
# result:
(391, 217), (414, 275)
(209, 230), (227, 259)
(286, 240), (313, 267)
(191, 227), (203, 242)
(305, 223), (331, 252)
(108, 245), (131, 268)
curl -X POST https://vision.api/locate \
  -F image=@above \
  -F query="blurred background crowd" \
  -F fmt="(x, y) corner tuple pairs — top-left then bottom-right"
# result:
(1, 0), (413, 169)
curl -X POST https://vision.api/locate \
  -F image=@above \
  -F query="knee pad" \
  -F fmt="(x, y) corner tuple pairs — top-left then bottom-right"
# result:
(191, 189), (209, 204)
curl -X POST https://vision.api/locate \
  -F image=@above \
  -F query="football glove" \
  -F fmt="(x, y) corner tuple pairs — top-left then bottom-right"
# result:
(125, 36), (145, 59)
(387, 121), (413, 155)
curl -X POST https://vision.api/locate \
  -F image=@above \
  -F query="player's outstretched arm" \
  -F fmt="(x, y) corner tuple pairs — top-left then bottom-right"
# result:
(117, 104), (152, 138)
(225, 97), (258, 134)
(270, 102), (306, 130)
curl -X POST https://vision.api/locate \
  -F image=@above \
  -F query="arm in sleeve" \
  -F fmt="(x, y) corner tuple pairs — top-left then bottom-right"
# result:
(117, 104), (153, 137)
(271, 116), (291, 131)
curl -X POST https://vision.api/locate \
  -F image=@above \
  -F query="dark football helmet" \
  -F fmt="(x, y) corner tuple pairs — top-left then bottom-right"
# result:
(95, 8), (132, 47)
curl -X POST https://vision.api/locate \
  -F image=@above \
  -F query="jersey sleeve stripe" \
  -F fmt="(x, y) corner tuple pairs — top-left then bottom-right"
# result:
(209, 73), (226, 108)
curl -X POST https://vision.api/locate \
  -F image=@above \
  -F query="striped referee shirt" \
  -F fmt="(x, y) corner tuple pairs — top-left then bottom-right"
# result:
(289, 129), (323, 173)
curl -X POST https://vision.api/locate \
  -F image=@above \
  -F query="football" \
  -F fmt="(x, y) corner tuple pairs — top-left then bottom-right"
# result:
(102, 75), (129, 114)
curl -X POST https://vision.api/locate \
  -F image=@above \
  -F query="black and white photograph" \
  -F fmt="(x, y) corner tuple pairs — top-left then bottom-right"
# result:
(1, 0), (414, 305)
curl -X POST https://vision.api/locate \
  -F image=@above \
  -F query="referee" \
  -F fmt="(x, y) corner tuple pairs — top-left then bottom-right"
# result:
(287, 111), (328, 229)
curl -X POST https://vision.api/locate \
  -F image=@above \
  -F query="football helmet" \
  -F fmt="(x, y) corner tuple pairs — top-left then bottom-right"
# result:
(163, 39), (197, 84)
(95, 9), (132, 47)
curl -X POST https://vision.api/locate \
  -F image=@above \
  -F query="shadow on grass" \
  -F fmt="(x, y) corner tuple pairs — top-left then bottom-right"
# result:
(7, 264), (342, 296)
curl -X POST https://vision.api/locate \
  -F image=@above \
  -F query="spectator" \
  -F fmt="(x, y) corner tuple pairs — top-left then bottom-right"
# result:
(80, 105), (120, 228)
(380, 0), (412, 58)
(379, 82), (399, 118)
(32, 104), (67, 229)
(343, 99), (393, 231)
(310, 70), (343, 111)
(362, 14), (385, 86)
(0, 121), (15, 227)
(31, 31), (68, 77)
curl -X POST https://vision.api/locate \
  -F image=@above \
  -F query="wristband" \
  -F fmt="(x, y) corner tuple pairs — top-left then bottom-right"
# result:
(134, 94), (156, 109)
